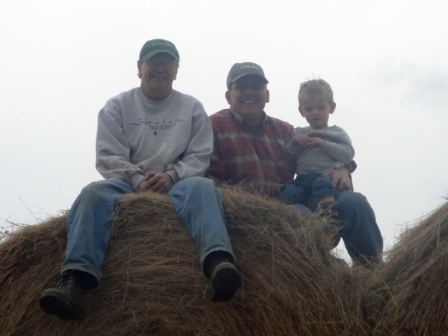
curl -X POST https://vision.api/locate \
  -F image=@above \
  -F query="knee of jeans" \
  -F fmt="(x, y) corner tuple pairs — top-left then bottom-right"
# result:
(79, 181), (113, 204)
(337, 191), (369, 210)
(182, 177), (215, 190)
(81, 182), (102, 197)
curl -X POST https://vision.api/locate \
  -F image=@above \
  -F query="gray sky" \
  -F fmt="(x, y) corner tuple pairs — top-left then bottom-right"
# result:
(1, 0), (448, 256)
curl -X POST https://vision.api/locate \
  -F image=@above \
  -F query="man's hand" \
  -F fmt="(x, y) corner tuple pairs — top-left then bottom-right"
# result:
(137, 172), (173, 194)
(322, 166), (353, 191)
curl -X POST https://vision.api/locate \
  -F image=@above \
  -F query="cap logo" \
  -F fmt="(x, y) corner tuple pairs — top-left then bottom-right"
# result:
(241, 65), (258, 69)
(226, 62), (268, 88)
(150, 41), (172, 47)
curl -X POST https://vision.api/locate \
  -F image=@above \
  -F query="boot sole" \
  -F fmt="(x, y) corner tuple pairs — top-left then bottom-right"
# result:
(40, 290), (85, 320)
(208, 262), (241, 302)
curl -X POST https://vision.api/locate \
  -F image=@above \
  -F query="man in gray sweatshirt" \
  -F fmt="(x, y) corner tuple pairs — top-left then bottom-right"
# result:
(39, 39), (241, 320)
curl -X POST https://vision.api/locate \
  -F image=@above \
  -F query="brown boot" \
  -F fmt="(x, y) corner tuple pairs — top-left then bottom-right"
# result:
(39, 270), (86, 320)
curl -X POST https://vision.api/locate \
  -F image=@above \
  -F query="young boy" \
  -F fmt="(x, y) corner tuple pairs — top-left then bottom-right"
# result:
(281, 79), (354, 214)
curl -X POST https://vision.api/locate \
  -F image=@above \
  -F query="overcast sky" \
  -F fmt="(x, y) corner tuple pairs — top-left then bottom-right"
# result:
(1, 1), (448, 256)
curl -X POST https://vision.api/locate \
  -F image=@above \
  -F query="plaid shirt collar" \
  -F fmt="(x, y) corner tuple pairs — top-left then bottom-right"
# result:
(229, 109), (268, 133)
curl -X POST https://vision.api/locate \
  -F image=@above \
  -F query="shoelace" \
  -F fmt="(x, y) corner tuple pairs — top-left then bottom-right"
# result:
(60, 274), (73, 287)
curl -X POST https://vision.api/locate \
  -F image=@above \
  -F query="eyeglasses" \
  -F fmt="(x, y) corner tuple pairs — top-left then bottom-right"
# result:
(145, 59), (177, 68)
(232, 81), (266, 91)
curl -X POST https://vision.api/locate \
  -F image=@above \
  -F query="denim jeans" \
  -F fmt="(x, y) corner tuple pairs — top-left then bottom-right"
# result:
(334, 191), (383, 265)
(281, 173), (338, 210)
(62, 177), (232, 287)
(167, 176), (233, 269)
(289, 190), (383, 265)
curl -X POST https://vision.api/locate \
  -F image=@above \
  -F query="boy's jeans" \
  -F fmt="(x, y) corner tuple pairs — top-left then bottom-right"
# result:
(281, 173), (337, 210)
(282, 173), (383, 265)
(62, 177), (233, 286)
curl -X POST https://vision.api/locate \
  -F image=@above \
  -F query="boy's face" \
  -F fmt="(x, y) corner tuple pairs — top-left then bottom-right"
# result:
(299, 94), (336, 129)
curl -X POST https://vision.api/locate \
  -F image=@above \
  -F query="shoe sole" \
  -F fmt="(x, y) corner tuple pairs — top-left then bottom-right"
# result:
(208, 262), (241, 302)
(40, 291), (85, 320)
(316, 201), (338, 216)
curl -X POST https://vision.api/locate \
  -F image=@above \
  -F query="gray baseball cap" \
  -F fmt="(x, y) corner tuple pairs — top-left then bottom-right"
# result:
(226, 62), (269, 89)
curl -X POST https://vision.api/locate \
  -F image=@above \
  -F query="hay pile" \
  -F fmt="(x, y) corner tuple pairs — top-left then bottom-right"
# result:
(1, 187), (448, 335)
(366, 200), (448, 335)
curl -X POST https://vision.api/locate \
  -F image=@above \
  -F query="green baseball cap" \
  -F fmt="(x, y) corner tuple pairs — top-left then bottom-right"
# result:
(226, 62), (268, 89)
(139, 39), (180, 62)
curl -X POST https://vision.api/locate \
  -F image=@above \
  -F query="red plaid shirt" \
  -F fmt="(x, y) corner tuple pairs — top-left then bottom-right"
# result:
(207, 109), (296, 198)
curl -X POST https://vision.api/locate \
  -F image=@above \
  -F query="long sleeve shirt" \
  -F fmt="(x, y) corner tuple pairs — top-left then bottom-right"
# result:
(96, 88), (213, 188)
(207, 109), (296, 198)
(287, 125), (355, 176)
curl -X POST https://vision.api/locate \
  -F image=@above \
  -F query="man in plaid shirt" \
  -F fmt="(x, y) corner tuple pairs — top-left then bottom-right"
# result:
(207, 62), (383, 267)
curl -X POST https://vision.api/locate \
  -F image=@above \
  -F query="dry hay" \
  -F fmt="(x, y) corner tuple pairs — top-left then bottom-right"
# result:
(366, 200), (448, 335)
(3, 187), (447, 335)
(0, 186), (373, 335)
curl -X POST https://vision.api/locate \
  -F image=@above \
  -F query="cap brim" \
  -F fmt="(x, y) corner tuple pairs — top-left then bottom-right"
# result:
(141, 50), (179, 62)
(228, 73), (269, 88)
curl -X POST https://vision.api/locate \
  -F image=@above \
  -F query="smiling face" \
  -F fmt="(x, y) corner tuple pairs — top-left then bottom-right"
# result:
(299, 94), (336, 129)
(225, 75), (270, 126)
(137, 52), (178, 101)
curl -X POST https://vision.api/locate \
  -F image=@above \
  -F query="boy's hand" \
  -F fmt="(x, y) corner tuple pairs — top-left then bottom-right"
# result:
(294, 134), (310, 147)
(294, 132), (325, 150)
(306, 137), (325, 149)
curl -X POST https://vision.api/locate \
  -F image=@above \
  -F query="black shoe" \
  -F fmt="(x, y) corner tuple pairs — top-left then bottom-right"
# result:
(39, 270), (86, 320)
(208, 261), (241, 302)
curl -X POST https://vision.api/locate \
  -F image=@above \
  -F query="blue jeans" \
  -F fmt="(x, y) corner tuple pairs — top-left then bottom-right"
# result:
(334, 191), (383, 265)
(281, 173), (337, 210)
(288, 190), (383, 266)
(63, 177), (233, 288)
(168, 176), (234, 273)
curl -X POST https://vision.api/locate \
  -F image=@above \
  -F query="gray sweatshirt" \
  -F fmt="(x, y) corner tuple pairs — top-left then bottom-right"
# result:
(96, 88), (213, 188)
(287, 125), (355, 176)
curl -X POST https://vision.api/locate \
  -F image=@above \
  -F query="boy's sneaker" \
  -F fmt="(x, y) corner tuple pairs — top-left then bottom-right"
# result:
(316, 198), (338, 218)
(39, 270), (86, 320)
(208, 260), (242, 302)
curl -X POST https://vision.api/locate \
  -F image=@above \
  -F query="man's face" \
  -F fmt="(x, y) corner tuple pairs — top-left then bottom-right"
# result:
(137, 53), (178, 100)
(225, 75), (270, 125)
(299, 94), (336, 129)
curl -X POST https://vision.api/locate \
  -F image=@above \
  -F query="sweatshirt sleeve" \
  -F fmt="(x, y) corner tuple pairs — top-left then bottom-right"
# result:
(165, 101), (213, 183)
(321, 128), (355, 164)
(96, 104), (145, 187)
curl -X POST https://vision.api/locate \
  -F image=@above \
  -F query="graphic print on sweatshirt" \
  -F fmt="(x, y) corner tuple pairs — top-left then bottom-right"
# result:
(130, 118), (181, 135)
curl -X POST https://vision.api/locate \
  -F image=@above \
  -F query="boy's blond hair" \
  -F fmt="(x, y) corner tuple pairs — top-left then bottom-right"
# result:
(298, 79), (334, 106)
